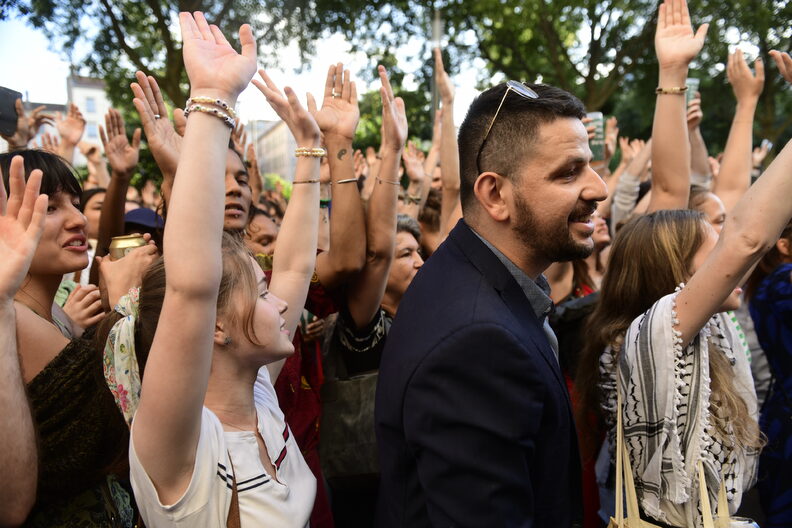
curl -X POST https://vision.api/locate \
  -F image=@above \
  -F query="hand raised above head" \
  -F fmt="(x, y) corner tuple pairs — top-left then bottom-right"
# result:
(378, 65), (408, 153)
(100, 108), (141, 176)
(434, 47), (455, 103)
(56, 103), (86, 146)
(131, 72), (181, 177)
(769, 50), (792, 84)
(310, 63), (360, 141)
(252, 70), (321, 146)
(0, 156), (48, 303)
(654, 0), (708, 70)
(727, 49), (764, 102)
(179, 11), (257, 103)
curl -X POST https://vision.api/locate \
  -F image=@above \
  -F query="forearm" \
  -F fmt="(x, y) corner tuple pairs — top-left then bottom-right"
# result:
(597, 162), (627, 217)
(321, 137), (366, 281)
(0, 304), (37, 525)
(57, 141), (76, 165)
(439, 101), (460, 195)
(713, 100), (757, 212)
(97, 171), (132, 257)
(649, 66), (691, 210)
(689, 128), (711, 188)
(92, 161), (111, 188)
(317, 184), (330, 252)
(164, 114), (229, 295)
(423, 145), (440, 177)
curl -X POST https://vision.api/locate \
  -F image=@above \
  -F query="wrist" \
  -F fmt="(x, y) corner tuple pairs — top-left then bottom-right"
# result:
(189, 89), (238, 109)
(658, 66), (688, 86)
(735, 99), (758, 112)
(295, 134), (322, 148)
(324, 135), (353, 149)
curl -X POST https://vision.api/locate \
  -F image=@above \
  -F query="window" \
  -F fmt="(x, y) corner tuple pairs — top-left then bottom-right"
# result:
(86, 122), (98, 139)
(85, 97), (96, 113)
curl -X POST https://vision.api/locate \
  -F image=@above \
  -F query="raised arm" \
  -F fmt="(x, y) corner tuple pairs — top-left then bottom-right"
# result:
(423, 108), (442, 178)
(252, 70), (322, 379)
(647, 0), (708, 213)
(610, 138), (651, 227)
(130, 73), (182, 208)
(1, 100), (53, 150)
(687, 94), (712, 188)
(713, 49), (764, 214)
(309, 63), (367, 290)
(401, 141), (428, 219)
(131, 12), (257, 503)
(54, 104), (86, 165)
(95, 109), (142, 259)
(0, 157), (47, 525)
(347, 66), (408, 328)
(435, 48), (462, 235)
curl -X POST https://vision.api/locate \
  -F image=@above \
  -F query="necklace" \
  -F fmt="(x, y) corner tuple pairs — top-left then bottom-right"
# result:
(218, 411), (258, 432)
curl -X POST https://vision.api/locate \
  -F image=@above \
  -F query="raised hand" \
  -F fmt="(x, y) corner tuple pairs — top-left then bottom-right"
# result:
(179, 11), (257, 102)
(654, 0), (708, 70)
(0, 156), (48, 303)
(378, 65), (408, 153)
(100, 108), (142, 176)
(56, 103), (86, 146)
(1, 100), (54, 148)
(769, 50), (792, 83)
(687, 94), (703, 129)
(728, 49), (764, 102)
(39, 132), (60, 154)
(618, 136), (636, 164)
(604, 116), (619, 159)
(309, 63), (360, 141)
(231, 119), (248, 153)
(434, 47), (455, 103)
(753, 143), (770, 168)
(131, 72), (182, 178)
(354, 149), (368, 179)
(403, 141), (426, 182)
(246, 143), (262, 202)
(252, 70), (321, 146)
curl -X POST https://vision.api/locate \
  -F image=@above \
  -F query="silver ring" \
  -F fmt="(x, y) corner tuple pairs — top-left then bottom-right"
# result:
(153, 114), (161, 119)
(331, 91), (340, 99)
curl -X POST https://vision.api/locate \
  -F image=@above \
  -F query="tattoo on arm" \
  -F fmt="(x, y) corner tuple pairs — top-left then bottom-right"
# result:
(337, 149), (348, 160)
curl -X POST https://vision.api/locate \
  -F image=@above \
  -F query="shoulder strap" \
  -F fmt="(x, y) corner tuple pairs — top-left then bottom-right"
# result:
(227, 453), (241, 528)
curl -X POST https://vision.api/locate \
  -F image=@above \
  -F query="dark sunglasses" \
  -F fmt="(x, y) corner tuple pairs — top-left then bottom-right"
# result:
(476, 80), (539, 174)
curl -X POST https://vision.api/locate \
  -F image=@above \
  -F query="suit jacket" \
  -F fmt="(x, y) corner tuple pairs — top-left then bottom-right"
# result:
(375, 220), (582, 527)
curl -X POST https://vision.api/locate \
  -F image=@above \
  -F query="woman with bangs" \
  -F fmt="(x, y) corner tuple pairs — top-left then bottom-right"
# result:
(574, 2), (792, 525)
(126, 13), (329, 526)
(0, 148), (147, 524)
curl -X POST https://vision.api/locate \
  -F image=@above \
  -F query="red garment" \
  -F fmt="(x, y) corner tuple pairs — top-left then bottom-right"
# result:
(260, 260), (338, 528)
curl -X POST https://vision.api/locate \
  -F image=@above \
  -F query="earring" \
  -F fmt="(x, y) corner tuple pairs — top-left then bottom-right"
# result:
(223, 336), (232, 346)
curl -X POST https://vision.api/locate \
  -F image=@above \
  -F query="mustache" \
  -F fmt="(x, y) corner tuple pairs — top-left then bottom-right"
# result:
(569, 201), (598, 220)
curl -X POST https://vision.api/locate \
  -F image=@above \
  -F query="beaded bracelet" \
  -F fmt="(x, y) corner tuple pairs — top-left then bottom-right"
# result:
(655, 86), (688, 95)
(334, 178), (358, 184)
(186, 97), (237, 119)
(183, 104), (235, 129)
(376, 176), (402, 186)
(295, 147), (327, 158)
(293, 179), (321, 184)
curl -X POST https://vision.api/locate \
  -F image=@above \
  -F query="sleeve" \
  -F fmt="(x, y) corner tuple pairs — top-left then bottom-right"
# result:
(610, 169), (642, 227)
(129, 407), (225, 525)
(619, 292), (701, 518)
(403, 323), (546, 527)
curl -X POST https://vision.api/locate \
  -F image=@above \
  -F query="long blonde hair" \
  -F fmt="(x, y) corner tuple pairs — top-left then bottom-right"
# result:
(576, 210), (762, 455)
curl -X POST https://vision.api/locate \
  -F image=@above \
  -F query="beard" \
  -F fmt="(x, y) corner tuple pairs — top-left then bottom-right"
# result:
(512, 190), (596, 262)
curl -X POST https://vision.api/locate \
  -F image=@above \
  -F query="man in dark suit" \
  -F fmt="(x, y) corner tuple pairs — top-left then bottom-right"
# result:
(375, 81), (608, 527)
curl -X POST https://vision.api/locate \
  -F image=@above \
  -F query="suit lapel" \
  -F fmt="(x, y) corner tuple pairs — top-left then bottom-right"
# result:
(447, 220), (568, 393)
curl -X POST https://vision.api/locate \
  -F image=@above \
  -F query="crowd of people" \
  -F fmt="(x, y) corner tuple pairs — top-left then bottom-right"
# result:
(1, 1), (791, 527)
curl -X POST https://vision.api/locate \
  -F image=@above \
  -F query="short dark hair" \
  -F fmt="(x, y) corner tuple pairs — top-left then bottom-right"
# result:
(0, 149), (82, 200)
(80, 187), (107, 212)
(457, 82), (586, 211)
(396, 214), (421, 243)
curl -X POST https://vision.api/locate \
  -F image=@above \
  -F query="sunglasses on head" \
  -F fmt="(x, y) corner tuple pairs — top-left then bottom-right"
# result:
(476, 80), (539, 174)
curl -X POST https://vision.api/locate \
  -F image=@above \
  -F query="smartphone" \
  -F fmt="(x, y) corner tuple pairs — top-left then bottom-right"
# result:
(685, 78), (700, 107)
(0, 87), (23, 137)
(586, 111), (605, 161)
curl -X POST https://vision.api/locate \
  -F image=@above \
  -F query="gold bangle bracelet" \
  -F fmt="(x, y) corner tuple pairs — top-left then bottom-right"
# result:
(376, 176), (402, 186)
(334, 178), (358, 184)
(655, 86), (688, 95)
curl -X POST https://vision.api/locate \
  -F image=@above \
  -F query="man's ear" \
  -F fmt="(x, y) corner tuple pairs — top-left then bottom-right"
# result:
(473, 171), (510, 222)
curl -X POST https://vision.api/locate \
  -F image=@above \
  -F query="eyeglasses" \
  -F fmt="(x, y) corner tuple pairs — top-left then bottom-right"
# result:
(476, 80), (539, 174)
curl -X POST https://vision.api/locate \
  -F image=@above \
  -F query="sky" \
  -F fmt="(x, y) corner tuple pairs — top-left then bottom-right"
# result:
(0, 17), (481, 127)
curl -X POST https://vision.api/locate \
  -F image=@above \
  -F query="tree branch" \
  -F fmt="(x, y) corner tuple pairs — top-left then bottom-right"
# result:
(142, 0), (174, 53)
(98, 0), (149, 72)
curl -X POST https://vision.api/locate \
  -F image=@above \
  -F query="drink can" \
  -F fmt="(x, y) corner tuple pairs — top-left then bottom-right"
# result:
(685, 77), (700, 107)
(109, 233), (147, 260)
(586, 111), (605, 161)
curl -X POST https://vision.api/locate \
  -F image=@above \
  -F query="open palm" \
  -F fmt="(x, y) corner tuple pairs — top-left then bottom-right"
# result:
(0, 157), (47, 301)
(179, 12), (257, 100)
(312, 64), (360, 140)
(654, 0), (708, 68)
